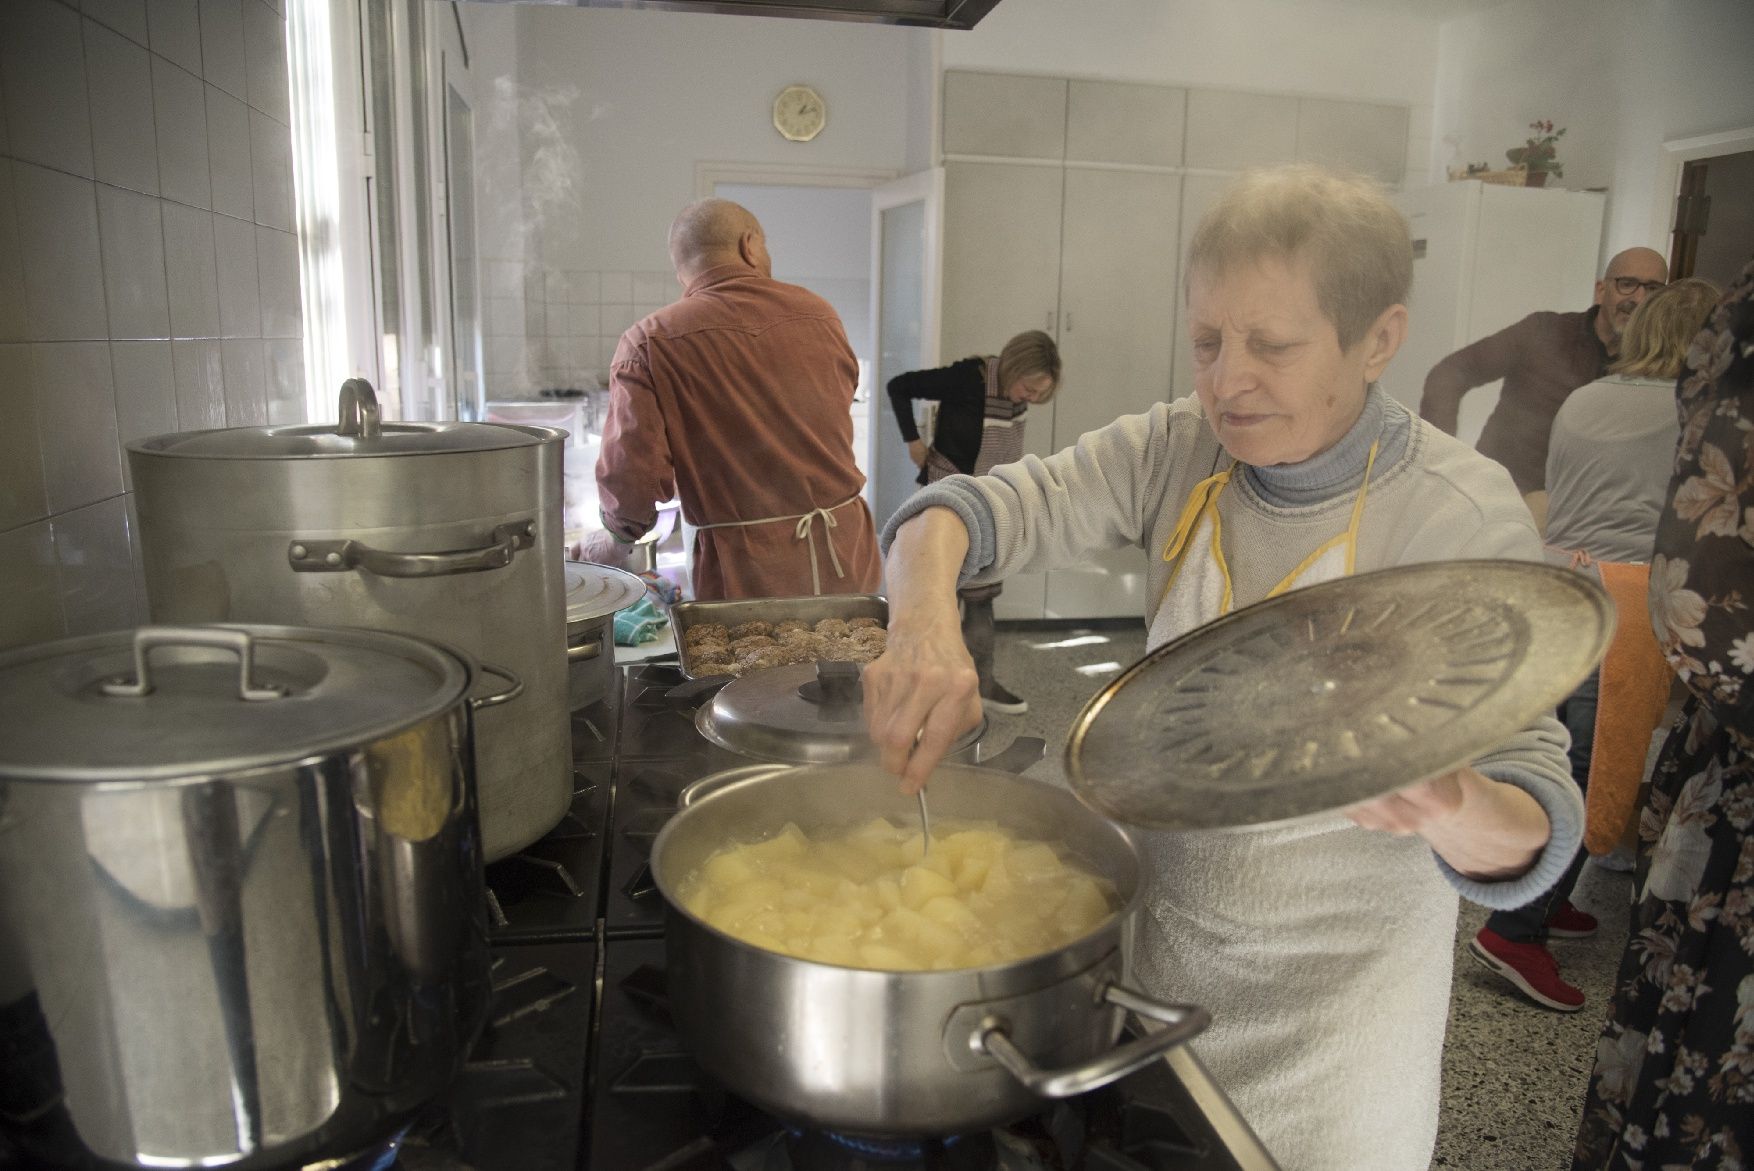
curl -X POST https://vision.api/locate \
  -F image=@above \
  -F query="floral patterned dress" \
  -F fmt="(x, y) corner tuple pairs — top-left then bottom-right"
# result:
(1572, 258), (1754, 1169)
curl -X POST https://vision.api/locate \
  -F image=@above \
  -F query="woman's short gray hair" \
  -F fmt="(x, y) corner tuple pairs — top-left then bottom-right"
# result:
(1185, 164), (1413, 350)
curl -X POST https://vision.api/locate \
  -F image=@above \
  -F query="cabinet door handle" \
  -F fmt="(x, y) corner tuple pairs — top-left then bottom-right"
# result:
(1045, 310), (1055, 332)
(1065, 312), (1073, 332)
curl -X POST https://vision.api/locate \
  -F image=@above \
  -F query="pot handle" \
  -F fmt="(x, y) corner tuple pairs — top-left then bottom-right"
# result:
(469, 661), (525, 710)
(287, 521), (535, 578)
(567, 640), (604, 663)
(100, 626), (288, 702)
(975, 736), (1046, 774)
(974, 980), (1211, 1099)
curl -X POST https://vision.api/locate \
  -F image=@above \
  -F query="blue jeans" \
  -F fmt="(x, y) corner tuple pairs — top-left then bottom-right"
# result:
(1483, 669), (1597, 944)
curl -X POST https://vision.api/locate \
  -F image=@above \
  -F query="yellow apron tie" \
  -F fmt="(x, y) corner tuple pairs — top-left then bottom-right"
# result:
(694, 493), (861, 596)
(1158, 440), (1379, 617)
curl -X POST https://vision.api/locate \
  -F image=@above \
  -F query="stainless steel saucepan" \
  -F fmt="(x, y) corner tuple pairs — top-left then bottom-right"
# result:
(650, 761), (1209, 1136)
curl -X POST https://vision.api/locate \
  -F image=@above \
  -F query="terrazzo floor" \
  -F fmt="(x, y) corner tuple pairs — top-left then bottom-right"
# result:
(982, 620), (1635, 1171)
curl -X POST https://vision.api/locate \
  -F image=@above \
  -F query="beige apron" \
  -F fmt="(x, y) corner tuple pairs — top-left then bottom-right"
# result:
(1133, 442), (1456, 1171)
(1150, 441), (1378, 642)
(692, 493), (864, 596)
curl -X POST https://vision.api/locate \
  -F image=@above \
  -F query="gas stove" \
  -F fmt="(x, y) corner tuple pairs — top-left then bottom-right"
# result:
(1, 663), (1272, 1171)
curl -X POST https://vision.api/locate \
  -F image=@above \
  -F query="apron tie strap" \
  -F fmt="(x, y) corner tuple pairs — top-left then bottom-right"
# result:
(793, 505), (847, 595)
(694, 494), (861, 596)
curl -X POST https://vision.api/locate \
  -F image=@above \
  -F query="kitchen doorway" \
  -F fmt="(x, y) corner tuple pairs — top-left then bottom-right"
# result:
(1654, 127), (1754, 289)
(1669, 149), (1754, 288)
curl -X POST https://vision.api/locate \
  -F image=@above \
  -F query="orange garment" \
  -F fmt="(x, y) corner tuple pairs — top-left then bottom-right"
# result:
(1583, 560), (1674, 855)
(595, 263), (882, 600)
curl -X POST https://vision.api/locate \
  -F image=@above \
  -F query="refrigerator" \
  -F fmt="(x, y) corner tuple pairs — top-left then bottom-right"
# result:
(1390, 180), (1607, 449)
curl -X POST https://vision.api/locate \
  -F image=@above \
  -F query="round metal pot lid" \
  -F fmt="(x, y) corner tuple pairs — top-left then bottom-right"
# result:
(564, 560), (648, 630)
(696, 661), (986, 765)
(1065, 560), (1614, 833)
(0, 624), (472, 782)
(129, 420), (556, 460)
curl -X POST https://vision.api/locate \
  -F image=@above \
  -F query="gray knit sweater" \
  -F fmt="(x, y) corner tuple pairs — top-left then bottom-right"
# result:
(883, 388), (1581, 1170)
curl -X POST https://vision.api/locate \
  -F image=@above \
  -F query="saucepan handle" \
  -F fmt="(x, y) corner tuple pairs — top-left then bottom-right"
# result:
(974, 980), (1210, 1098)
(975, 736), (1046, 774)
(287, 521), (535, 578)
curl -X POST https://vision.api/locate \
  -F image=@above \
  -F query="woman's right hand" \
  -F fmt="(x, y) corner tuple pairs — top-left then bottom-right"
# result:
(907, 439), (928, 469)
(863, 615), (983, 795)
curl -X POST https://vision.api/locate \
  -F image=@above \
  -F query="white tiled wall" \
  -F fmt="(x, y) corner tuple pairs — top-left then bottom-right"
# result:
(480, 258), (673, 395)
(0, 0), (303, 651)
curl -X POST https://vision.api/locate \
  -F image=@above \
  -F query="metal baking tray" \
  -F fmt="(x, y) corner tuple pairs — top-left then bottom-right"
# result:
(670, 594), (888, 679)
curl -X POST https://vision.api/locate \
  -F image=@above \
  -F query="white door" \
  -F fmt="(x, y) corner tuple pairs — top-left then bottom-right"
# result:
(1047, 168), (1182, 619)
(869, 169), (943, 532)
(940, 161), (1065, 620)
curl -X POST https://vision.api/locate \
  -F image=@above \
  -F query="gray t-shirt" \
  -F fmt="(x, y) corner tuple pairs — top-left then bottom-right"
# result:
(1543, 375), (1678, 563)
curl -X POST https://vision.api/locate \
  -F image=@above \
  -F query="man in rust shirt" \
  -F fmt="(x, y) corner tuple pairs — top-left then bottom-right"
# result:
(1419, 247), (1669, 506)
(594, 199), (882, 600)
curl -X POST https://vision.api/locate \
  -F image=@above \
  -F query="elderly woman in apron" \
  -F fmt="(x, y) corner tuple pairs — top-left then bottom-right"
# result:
(886, 330), (1062, 714)
(862, 164), (1582, 1171)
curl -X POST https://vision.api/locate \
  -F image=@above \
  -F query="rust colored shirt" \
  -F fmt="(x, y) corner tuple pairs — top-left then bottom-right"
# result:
(1418, 305), (1611, 493)
(595, 263), (882, 600)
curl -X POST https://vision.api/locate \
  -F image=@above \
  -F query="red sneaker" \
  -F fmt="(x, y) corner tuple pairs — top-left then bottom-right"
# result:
(1545, 900), (1598, 939)
(1467, 928), (1585, 1012)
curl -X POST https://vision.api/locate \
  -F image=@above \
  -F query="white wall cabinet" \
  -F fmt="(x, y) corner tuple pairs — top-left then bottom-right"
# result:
(939, 72), (1410, 619)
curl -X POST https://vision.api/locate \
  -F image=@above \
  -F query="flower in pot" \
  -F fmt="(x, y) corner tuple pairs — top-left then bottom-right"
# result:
(1506, 120), (1565, 187)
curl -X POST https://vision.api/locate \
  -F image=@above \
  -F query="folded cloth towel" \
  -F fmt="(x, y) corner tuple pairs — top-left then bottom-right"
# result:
(614, 595), (669, 646)
(1584, 561), (1674, 855)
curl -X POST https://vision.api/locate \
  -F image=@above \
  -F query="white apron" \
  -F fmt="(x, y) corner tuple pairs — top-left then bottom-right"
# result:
(1133, 446), (1458, 1171)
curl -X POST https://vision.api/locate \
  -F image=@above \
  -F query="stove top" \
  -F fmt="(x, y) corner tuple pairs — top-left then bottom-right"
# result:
(2, 662), (1274, 1171)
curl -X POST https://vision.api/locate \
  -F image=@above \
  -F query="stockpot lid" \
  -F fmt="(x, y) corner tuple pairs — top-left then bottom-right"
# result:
(127, 375), (559, 460)
(0, 624), (472, 783)
(129, 420), (554, 459)
(1065, 560), (1614, 833)
(564, 560), (648, 630)
(696, 660), (987, 765)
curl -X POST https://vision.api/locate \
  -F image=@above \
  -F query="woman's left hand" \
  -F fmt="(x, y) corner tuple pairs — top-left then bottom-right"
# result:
(1347, 766), (1551, 882)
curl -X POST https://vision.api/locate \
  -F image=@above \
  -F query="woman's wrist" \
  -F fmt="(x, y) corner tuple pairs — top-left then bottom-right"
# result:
(1419, 769), (1550, 881)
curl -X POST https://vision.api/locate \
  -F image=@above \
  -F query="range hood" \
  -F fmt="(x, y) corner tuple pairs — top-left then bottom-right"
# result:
(483, 0), (1003, 30)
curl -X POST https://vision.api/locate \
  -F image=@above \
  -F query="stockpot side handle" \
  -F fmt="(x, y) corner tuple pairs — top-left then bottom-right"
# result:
(100, 626), (288, 702)
(287, 522), (535, 578)
(469, 661), (524, 710)
(974, 982), (1211, 1099)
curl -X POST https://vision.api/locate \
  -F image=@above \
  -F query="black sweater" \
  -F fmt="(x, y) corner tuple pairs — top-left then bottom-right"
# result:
(886, 357), (988, 483)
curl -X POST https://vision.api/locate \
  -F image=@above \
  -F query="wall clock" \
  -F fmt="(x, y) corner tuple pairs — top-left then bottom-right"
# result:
(773, 84), (826, 143)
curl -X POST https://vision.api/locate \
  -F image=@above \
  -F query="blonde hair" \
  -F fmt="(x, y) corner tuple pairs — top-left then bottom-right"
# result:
(995, 330), (1062, 402)
(1611, 278), (1720, 379)
(1184, 164), (1413, 349)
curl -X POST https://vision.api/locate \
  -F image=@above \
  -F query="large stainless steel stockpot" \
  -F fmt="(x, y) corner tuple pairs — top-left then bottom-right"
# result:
(650, 762), (1209, 1136)
(0, 625), (493, 1170)
(128, 379), (569, 860)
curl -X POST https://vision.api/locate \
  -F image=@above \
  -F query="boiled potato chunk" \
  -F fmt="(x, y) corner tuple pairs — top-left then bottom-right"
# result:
(674, 816), (1117, 971)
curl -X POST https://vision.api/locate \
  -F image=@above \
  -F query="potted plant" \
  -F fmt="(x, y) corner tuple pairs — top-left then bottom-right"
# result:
(1506, 120), (1565, 187)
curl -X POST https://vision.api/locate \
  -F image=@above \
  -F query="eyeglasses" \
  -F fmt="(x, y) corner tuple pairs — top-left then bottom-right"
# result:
(1609, 276), (1666, 296)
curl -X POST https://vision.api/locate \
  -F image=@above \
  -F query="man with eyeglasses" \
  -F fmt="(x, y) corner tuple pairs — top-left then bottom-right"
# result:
(1420, 247), (1669, 523)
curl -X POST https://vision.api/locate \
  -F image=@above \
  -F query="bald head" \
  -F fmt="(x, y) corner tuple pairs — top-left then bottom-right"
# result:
(668, 199), (771, 282)
(1594, 247), (1671, 350)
